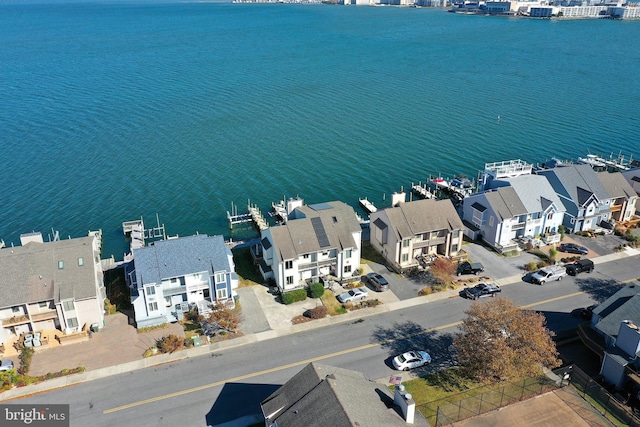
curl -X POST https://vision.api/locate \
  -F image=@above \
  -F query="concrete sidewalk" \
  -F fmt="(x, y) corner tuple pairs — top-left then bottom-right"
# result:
(2, 246), (638, 401)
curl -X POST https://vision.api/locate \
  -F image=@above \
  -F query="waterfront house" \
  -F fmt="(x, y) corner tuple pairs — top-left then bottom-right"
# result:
(480, 174), (566, 246)
(537, 164), (613, 233)
(261, 362), (429, 426)
(127, 234), (238, 328)
(579, 283), (640, 390)
(0, 231), (105, 351)
(369, 198), (464, 271)
(461, 186), (528, 253)
(254, 201), (362, 293)
(596, 171), (637, 225)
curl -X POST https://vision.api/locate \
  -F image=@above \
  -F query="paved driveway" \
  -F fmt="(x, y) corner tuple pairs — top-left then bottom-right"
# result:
(461, 243), (538, 281)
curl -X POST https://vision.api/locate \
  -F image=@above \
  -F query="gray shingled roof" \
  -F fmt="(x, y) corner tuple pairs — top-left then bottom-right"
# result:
(539, 164), (611, 207)
(596, 171), (637, 199)
(494, 175), (565, 214)
(133, 234), (232, 287)
(267, 202), (360, 262)
(593, 283), (640, 338)
(484, 187), (528, 221)
(377, 199), (464, 241)
(0, 235), (100, 308)
(621, 169), (640, 195)
(261, 362), (429, 427)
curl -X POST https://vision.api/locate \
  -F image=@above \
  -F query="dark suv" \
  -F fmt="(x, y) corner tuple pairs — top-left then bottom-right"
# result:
(565, 259), (594, 275)
(457, 261), (484, 276)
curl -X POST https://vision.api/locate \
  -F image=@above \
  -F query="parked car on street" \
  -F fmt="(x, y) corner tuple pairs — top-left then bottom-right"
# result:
(366, 273), (389, 292)
(457, 261), (485, 276)
(531, 265), (567, 285)
(0, 359), (14, 372)
(565, 259), (594, 276)
(460, 282), (501, 300)
(337, 287), (369, 303)
(392, 350), (431, 371)
(559, 243), (589, 255)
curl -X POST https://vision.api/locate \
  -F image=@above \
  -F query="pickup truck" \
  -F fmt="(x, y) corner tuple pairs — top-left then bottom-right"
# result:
(457, 261), (485, 276)
(531, 265), (567, 285)
(461, 282), (501, 300)
(565, 259), (594, 276)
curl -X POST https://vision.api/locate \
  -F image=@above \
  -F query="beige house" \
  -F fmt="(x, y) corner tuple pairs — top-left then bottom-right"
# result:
(369, 199), (464, 271)
(0, 231), (105, 352)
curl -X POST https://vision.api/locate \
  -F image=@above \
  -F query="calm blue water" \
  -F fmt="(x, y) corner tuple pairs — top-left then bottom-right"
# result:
(1, 2), (639, 258)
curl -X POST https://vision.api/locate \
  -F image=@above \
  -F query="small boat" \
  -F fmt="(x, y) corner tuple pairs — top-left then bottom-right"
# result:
(358, 197), (377, 214)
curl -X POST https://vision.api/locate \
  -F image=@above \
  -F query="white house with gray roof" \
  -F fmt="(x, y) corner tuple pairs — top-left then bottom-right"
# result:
(487, 174), (566, 238)
(0, 231), (105, 349)
(461, 186), (529, 252)
(369, 198), (464, 271)
(127, 234), (238, 328)
(255, 201), (361, 292)
(537, 164), (613, 232)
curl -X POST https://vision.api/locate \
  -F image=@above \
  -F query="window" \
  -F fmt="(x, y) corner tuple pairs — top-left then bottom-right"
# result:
(453, 230), (460, 239)
(78, 257), (84, 266)
(489, 216), (494, 227)
(286, 276), (294, 285)
(165, 297), (171, 307)
(451, 244), (459, 253)
(62, 300), (75, 312)
(303, 254), (309, 259)
(401, 253), (409, 263)
(148, 302), (158, 312)
(146, 286), (156, 296)
(38, 301), (48, 309)
(67, 317), (78, 328)
(345, 249), (352, 258)
(216, 287), (228, 299)
(215, 272), (225, 284)
(11, 306), (20, 314)
(58, 260), (64, 270)
(170, 278), (178, 284)
(344, 265), (352, 274)
(403, 239), (410, 248)
(285, 260), (293, 269)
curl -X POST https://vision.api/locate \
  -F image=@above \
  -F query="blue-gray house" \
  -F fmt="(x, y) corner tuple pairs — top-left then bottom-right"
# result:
(127, 234), (238, 328)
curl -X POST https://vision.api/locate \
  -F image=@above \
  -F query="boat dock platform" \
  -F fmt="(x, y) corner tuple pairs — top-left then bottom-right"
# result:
(358, 197), (377, 214)
(411, 182), (435, 199)
(227, 201), (269, 231)
(122, 219), (145, 251)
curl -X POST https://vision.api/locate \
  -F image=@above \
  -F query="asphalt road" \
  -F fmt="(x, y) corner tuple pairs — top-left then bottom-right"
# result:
(14, 255), (640, 427)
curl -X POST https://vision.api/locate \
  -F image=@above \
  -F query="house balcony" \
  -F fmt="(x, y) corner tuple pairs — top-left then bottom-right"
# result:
(2, 315), (30, 327)
(298, 258), (335, 269)
(413, 237), (446, 248)
(511, 222), (526, 231)
(609, 205), (622, 213)
(163, 286), (187, 297)
(30, 310), (58, 323)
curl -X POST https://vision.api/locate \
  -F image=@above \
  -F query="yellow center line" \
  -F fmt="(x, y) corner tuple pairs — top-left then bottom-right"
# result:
(103, 290), (595, 414)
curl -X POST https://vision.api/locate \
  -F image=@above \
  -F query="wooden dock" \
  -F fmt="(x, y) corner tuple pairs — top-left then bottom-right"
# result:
(358, 197), (377, 214)
(227, 201), (269, 231)
(411, 182), (435, 199)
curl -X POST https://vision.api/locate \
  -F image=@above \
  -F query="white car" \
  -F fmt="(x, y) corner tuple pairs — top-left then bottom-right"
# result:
(0, 359), (14, 372)
(337, 287), (369, 303)
(392, 350), (431, 371)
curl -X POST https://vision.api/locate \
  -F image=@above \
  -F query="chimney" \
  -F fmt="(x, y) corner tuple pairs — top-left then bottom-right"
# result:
(394, 384), (415, 424)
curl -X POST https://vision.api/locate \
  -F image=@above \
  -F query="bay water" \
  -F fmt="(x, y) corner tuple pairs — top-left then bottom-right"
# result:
(1, 1), (639, 258)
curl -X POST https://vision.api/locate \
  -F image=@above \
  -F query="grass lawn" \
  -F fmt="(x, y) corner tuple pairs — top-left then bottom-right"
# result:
(232, 246), (264, 287)
(320, 290), (346, 316)
(360, 242), (386, 265)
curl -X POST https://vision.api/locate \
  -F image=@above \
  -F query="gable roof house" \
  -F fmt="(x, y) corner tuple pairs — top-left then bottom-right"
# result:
(461, 186), (528, 253)
(369, 198), (464, 271)
(581, 283), (640, 390)
(261, 362), (429, 427)
(127, 234), (238, 328)
(0, 231), (105, 350)
(596, 171), (637, 225)
(487, 174), (567, 244)
(255, 201), (362, 292)
(536, 164), (613, 232)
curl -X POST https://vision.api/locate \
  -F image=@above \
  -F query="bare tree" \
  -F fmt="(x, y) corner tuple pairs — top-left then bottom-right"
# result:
(206, 303), (240, 334)
(453, 298), (560, 382)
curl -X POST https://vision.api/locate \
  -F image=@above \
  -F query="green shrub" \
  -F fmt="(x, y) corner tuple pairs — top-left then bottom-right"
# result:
(525, 262), (538, 272)
(104, 298), (117, 315)
(282, 289), (307, 305)
(18, 346), (34, 375)
(156, 334), (186, 353)
(308, 282), (325, 299)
